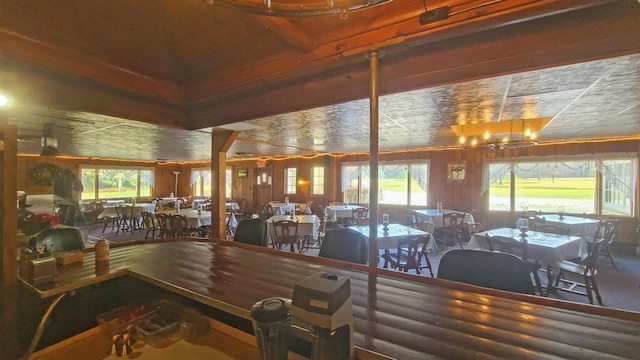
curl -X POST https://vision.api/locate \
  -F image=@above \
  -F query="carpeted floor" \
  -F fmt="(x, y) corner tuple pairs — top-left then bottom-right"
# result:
(81, 220), (640, 313)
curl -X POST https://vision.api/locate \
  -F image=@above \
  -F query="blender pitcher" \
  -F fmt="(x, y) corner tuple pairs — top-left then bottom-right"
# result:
(250, 297), (292, 360)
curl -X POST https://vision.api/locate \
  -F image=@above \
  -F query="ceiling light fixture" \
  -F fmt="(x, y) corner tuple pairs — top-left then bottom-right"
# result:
(203, 0), (391, 18)
(453, 117), (550, 150)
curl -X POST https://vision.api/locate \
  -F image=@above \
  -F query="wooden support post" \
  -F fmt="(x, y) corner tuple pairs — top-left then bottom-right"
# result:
(211, 129), (239, 240)
(1, 124), (19, 359)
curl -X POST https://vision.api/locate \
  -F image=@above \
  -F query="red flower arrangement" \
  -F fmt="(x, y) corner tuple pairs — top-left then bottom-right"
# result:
(19, 212), (60, 236)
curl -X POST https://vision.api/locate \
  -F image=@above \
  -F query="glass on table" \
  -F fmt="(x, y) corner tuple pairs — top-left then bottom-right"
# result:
(382, 214), (390, 229)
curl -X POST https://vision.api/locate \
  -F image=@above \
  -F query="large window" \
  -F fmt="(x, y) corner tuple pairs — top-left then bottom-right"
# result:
(80, 166), (154, 200)
(285, 167), (297, 194)
(342, 161), (429, 206)
(191, 167), (233, 199)
(312, 166), (325, 195)
(484, 155), (637, 216)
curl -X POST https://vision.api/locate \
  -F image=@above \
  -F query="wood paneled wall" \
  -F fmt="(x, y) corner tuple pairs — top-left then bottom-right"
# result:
(16, 139), (640, 245)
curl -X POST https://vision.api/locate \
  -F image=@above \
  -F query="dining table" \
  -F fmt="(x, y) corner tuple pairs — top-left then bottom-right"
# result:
(516, 214), (600, 237)
(324, 204), (366, 222)
(270, 202), (312, 215)
(266, 214), (320, 241)
(467, 227), (588, 294)
(413, 209), (475, 226)
(97, 202), (156, 220)
(102, 199), (125, 208)
(156, 209), (238, 229)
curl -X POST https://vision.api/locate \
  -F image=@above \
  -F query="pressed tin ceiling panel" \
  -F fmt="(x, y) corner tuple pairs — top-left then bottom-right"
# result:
(2, 1), (639, 161)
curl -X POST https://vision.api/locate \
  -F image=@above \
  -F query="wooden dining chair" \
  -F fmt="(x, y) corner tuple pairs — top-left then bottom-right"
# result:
(225, 210), (235, 239)
(433, 212), (466, 249)
(405, 210), (421, 229)
(385, 235), (434, 277)
(553, 238), (606, 305)
(583, 218), (619, 267)
(531, 223), (570, 235)
(171, 214), (192, 237)
(155, 213), (174, 238)
(101, 206), (120, 234)
(272, 219), (302, 252)
(344, 207), (369, 227)
(140, 211), (158, 239)
(115, 205), (134, 233)
(486, 234), (543, 295)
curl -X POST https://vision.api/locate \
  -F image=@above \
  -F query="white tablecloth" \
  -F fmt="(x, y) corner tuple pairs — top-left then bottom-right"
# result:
(467, 228), (588, 274)
(414, 209), (474, 226)
(324, 205), (366, 222)
(516, 214), (600, 237)
(156, 209), (237, 229)
(271, 202), (311, 215)
(349, 223), (431, 250)
(98, 203), (156, 219)
(103, 199), (126, 208)
(267, 215), (320, 240)
(191, 199), (209, 209)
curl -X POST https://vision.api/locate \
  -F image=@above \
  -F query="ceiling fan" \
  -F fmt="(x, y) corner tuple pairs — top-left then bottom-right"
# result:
(17, 122), (60, 156)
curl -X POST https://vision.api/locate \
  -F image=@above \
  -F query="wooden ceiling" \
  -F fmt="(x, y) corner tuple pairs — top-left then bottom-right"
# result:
(1, 0), (640, 161)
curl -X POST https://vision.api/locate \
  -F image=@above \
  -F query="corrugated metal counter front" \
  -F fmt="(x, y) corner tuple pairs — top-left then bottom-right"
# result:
(21, 240), (640, 360)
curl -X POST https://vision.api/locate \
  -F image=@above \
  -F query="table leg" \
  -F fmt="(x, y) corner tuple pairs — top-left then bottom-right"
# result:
(545, 264), (557, 296)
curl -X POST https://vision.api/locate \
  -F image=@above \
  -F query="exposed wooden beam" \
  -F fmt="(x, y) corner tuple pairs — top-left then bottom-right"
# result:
(185, 1), (640, 128)
(253, 16), (315, 52)
(211, 129), (239, 239)
(0, 28), (182, 104)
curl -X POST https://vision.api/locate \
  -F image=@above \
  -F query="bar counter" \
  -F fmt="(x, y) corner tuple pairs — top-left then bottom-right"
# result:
(21, 239), (640, 359)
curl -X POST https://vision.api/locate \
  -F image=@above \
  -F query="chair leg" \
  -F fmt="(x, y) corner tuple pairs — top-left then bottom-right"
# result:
(583, 275), (594, 304)
(604, 244), (616, 267)
(532, 271), (543, 296)
(590, 276), (604, 306)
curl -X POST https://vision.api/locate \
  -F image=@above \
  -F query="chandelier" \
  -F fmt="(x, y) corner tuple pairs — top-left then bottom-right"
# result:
(203, 0), (392, 18)
(453, 117), (551, 150)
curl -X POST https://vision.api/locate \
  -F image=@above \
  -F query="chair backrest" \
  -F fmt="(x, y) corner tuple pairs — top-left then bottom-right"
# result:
(342, 207), (368, 227)
(318, 228), (368, 264)
(595, 218), (618, 244)
(141, 211), (156, 229)
(531, 223), (570, 235)
(486, 235), (528, 261)
(583, 238), (606, 273)
(116, 205), (133, 219)
(261, 204), (273, 218)
(171, 214), (189, 235)
(233, 218), (268, 247)
(405, 210), (420, 229)
(437, 249), (535, 294)
(272, 220), (299, 244)
(156, 213), (173, 233)
(394, 235), (430, 270)
(442, 212), (465, 228)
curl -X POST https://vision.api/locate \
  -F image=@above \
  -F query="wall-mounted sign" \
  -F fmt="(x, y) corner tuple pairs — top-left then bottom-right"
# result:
(447, 161), (466, 184)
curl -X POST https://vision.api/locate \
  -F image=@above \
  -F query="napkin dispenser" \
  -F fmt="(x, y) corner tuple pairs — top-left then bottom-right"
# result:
(291, 272), (354, 360)
(26, 256), (56, 286)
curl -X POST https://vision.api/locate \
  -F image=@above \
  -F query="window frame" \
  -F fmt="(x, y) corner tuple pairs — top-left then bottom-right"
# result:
(311, 166), (325, 195)
(483, 154), (637, 216)
(191, 166), (233, 199)
(79, 165), (155, 200)
(341, 160), (430, 206)
(285, 167), (297, 195)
